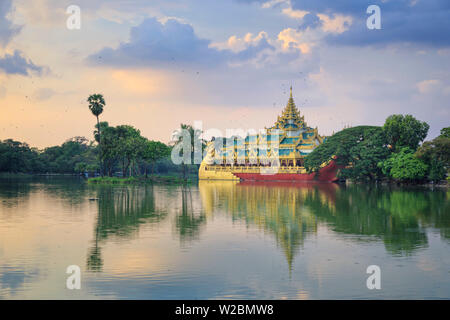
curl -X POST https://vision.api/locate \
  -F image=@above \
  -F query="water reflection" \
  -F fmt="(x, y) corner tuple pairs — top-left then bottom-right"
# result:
(87, 185), (168, 272)
(198, 181), (450, 262)
(175, 187), (206, 245)
(1, 177), (448, 299)
(306, 185), (449, 255)
(199, 181), (338, 269)
(87, 181), (450, 271)
(81, 181), (450, 274)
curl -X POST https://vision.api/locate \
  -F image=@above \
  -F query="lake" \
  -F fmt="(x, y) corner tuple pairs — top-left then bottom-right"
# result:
(0, 177), (449, 299)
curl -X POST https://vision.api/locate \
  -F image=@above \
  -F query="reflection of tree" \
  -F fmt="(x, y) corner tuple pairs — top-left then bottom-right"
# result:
(86, 246), (103, 272)
(199, 181), (337, 270)
(174, 187), (206, 245)
(0, 176), (90, 208)
(87, 185), (167, 272)
(199, 181), (450, 265)
(414, 189), (450, 242)
(230, 184), (323, 271)
(0, 179), (33, 208)
(305, 185), (449, 256)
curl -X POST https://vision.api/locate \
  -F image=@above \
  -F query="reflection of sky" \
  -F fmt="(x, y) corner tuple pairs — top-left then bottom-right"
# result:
(0, 178), (449, 299)
(1, 0), (449, 148)
(0, 266), (39, 297)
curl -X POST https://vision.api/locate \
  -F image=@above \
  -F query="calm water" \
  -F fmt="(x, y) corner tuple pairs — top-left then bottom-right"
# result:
(0, 177), (449, 299)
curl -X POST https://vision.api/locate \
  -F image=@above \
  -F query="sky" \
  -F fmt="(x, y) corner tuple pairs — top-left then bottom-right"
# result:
(0, 0), (449, 148)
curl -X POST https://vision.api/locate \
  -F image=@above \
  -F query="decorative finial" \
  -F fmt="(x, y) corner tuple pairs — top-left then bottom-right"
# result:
(290, 86), (292, 97)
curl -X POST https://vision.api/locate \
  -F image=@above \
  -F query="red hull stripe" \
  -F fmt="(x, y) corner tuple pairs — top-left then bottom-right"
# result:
(233, 160), (341, 182)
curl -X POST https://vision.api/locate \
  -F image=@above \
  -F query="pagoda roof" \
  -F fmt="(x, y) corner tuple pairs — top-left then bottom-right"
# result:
(282, 87), (301, 119)
(270, 86), (306, 130)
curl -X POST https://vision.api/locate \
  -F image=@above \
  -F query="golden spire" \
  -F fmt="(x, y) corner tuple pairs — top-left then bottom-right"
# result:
(282, 86), (299, 119)
(269, 86), (305, 130)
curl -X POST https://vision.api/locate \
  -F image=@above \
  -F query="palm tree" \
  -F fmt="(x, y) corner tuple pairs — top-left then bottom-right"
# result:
(88, 94), (105, 175)
(172, 123), (205, 179)
(87, 94), (105, 143)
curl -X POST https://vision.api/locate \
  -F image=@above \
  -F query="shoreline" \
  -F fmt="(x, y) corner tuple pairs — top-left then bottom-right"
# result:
(0, 172), (447, 188)
(87, 175), (194, 185)
(344, 179), (448, 188)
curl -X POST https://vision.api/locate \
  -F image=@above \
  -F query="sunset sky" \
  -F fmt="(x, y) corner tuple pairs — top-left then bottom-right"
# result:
(0, 0), (449, 148)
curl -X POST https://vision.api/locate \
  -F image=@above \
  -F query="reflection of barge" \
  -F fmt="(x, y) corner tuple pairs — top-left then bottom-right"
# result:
(199, 87), (341, 182)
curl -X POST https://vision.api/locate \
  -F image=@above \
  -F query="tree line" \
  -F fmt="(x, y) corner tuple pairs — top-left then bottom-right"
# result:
(0, 134), (181, 176)
(0, 93), (200, 177)
(304, 114), (449, 183)
(1, 92), (448, 183)
(87, 94), (201, 178)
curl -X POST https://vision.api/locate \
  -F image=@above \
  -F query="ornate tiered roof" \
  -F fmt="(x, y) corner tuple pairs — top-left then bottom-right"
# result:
(201, 87), (326, 167)
(270, 87), (306, 132)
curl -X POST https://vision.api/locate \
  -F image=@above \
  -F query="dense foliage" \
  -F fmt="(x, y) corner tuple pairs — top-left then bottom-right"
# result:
(305, 115), (447, 183)
(0, 134), (178, 177)
(383, 114), (429, 151)
(304, 126), (390, 180)
(0, 137), (97, 174)
(415, 127), (450, 182)
(171, 123), (206, 178)
(0, 139), (42, 173)
(380, 147), (428, 182)
(97, 122), (172, 177)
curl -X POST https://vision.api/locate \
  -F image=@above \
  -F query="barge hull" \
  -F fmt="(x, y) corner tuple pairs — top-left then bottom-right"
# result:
(233, 161), (340, 182)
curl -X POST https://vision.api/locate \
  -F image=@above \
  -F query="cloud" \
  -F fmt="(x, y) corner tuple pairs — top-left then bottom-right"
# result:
(282, 7), (308, 20)
(211, 30), (311, 69)
(316, 13), (352, 34)
(261, 0), (286, 9)
(0, 1), (47, 77)
(278, 28), (315, 54)
(297, 13), (322, 31)
(246, 0), (450, 47)
(289, 0), (367, 15)
(214, 32), (275, 64)
(218, 32), (270, 52)
(87, 18), (223, 68)
(279, 5), (351, 35)
(0, 0), (22, 47)
(0, 50), (46, 76)
(287, 0), (450, 47)
(416, 79), (442, 94)
(87, 17), (275, 69)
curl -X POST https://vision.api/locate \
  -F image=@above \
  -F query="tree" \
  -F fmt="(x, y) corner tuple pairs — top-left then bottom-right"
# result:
(428, 158), (446, 182)
(88, 94), (106, 175)
(87, 94), (105, 141)
(94, 123), (172, 177)
(440, 127), (450, 139)
(39, 137), (97, 173)
(380, 147), (428, 182)
(0, 139), (40, 173)
(114, 125), (147, 177)
(304, 126), (390, 180)
(97, 123), (118, 176)
(142, 140), (171, 176)
(0, 137), (97, 174)
(383, 114), (429, 152)
(416, 126), (450, 181)
(172, 123), (205, 179)
(74, 162), (87, 174)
